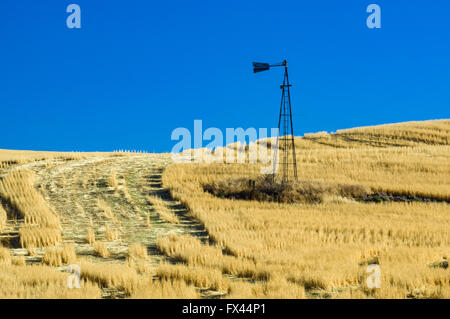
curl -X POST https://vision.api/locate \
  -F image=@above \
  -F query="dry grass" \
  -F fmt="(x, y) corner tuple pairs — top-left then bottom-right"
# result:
(86, 227), (96, 244)
(127, 243), (153, 275)
(0, 246), (11, 265)
(0, 264), (101, 299)
(333, 119), (450, 147)
(105, 223), (120, 241)
(19, 226), (62, 248)
(156, 234), (269, 280)
(0, 150), (164, 299)
(162, 120), (450, 298)
(0, 170), (61, 248)
(127, 243), (151, 276)
(157, 234), (222, 266)
(43, 244), (77, 267)
(128, 243), (148, 260)
(120, 178), (135, 203)
(130, 278), (199, 299)
(93, 241), (110, 258)
(300, 119), (450, 148)
(0, 170), (61, 227)
(27, 247), (37, 256)
(0, 204), (6, 232)
(0, 120), (447, 299)
(77, 260), (138, 295)
(146, 195), (179, 224)
(108, 170), (119, 192)
(11, 256), (26, 266)
(157, 263), (229, 292)
(203, 175), (369, 204)
(146, 213), (151, 228)
(226, 275), (306, 299)
(0, 149), (129, 168)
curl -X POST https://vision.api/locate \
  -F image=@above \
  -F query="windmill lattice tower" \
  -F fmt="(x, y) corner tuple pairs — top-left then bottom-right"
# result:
(253, 59), (298, 182)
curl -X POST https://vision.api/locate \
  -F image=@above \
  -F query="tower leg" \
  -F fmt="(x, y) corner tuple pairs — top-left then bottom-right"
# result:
(275, 62), (298, 182)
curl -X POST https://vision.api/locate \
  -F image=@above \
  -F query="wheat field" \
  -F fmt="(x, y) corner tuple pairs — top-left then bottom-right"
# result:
(0, 119), (449, 299)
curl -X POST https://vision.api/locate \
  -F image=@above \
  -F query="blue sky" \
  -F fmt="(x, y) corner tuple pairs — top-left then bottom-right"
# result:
(1, 0), (449, 152)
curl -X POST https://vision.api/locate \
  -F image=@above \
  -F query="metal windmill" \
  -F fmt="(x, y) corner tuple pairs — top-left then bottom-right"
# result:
(253, 60), (298, 182)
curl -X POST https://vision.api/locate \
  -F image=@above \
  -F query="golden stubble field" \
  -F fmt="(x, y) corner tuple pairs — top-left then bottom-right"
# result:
(0, 119), (449, 299)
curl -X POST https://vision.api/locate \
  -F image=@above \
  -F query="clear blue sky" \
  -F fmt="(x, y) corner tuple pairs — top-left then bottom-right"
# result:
(1, 0), (449, 152)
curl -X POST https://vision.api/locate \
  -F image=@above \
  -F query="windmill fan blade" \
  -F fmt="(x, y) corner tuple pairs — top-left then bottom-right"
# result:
(253, 62), (270, 73)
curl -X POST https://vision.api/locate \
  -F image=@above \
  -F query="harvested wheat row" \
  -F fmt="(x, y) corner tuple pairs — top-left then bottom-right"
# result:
(12, 256), (26, 266)
(86, 227), (96, 244)
(108, 170), (119, 191)
(0, 246), (11, 265)
(146, 213), (151, 228)
(0, 170), (62, 248)
(156, 234), (269, 280)
(146, 195), (179, 224)
(77, 260), (138, 295)
(156, 234), (222, 265)
(93, 241), (110, 258)
(0, 204), (7, 232)
(0, 170), (59, 225)
(156, 263), (229, 292)
(130, 278), (199, 299)
(43, 244), (77, 267)
(128, 243), (148, 260)
(226, 275), (306, 299)
(105, 223), (119, 241)
(0, 264), (101, 299)
(19, 226), (62, 248)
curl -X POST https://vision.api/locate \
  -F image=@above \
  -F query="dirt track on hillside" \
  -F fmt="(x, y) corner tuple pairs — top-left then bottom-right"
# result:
(3, 155), (209, 283)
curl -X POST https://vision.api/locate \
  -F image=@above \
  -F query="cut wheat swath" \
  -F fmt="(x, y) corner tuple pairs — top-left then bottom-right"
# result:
(146, 195), (179, 224)
(0, 170), (62, 248)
